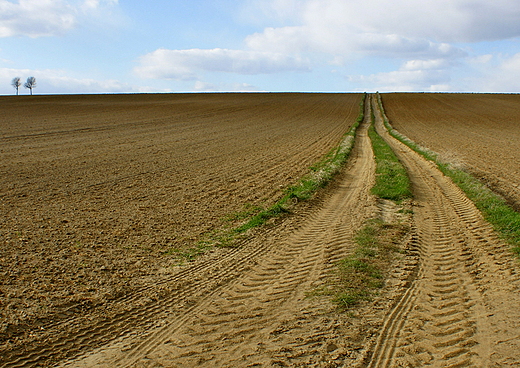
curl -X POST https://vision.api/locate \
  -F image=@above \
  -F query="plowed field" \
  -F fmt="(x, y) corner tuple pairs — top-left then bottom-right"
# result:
(381, 93), (520, 210)
(2, 93), (520, 368)
(0, 93), (361, 365)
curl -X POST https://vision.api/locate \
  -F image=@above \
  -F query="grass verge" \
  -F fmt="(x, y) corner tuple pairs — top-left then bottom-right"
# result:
(229, 93), (367, 237)
(173, 93), (367, 262)
(376, 92), (520, 256)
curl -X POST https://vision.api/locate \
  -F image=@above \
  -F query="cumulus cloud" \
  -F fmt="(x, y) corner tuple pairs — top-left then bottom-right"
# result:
(357, 34), (466, 59)
(351, 70), (452, 92)
(237, 0), (520, 90)
(349, 52), (520, 92)
(362, 0), (520, 43)
(134, 48), (311, 80)
(246, 26), (310, 54)
(246, 0), (520, 44)
(246, 28), (466, 69)
(467, 53), (520, 92)
(245, 1), (477, 60)
(0, 0), (119, 38)
(0, 0), (76, 37)
(350, 58), (454, 91)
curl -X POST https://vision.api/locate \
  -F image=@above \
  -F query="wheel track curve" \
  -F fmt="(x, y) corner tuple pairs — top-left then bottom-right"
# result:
(1, 220), (294, 368)
(365, 95), (520, 367)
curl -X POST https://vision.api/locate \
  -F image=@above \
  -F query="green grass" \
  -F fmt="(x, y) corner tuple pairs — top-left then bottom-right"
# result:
(331, 220), (408, 309)
(376, 92), (520, 256)
(223, 203), (264, 222)
(437, 162), (520, 255)
(368, 111), (412, 202)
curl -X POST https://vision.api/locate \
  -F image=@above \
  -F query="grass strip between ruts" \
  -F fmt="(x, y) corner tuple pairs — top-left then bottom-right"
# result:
(376, 92), (520, 256)
(331, 219), (409, 309)
(329, 107), (412, 309)
(368, 109), (412, 202)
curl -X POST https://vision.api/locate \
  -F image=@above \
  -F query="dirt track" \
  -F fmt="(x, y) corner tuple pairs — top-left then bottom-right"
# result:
(381, 93), (520, 210)
(2, 93), (520, 367)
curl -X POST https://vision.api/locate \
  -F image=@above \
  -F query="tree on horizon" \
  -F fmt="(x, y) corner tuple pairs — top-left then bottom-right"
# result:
(11, 77), (21, 95)
(24, 76), (37, 95)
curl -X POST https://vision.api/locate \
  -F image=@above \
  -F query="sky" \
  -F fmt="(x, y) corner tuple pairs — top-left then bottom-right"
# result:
(1, 0), (520, 94)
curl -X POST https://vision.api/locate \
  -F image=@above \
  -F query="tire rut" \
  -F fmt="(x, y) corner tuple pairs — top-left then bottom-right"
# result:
(59, 100), (377, 367)
(366, 95), (520, 367)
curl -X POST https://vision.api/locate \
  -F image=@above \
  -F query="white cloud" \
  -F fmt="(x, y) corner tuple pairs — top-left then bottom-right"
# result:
(238, 0), (520, 91)
(401, 59), (453, 71)
(193, 81), (260, 92)
(242, 0), (520, 64)
(350, 58), (454, 91)
(243, 4), (472, 69)
(0, 0), (76, 37)
(351, 69), (452, 92)
(247, 0), (520, 44)
(134, 48), (311, 81)
(357, 34), (466, 59)
(0, 0), (120, 38)
(350, 52), (520, 92)
(246, 26), (310, 54)
(246, 28), (466, 66)
(468, 53), (520, 92)
(337, 0), (520, 43)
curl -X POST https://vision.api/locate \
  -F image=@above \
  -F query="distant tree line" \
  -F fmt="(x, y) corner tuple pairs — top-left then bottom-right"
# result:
(11, 76), (37, 95)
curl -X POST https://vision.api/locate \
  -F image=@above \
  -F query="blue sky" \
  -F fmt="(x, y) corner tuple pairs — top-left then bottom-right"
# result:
(1, 0), (520, 94)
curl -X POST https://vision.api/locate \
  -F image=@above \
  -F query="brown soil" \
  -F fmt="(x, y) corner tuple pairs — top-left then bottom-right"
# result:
(2, 93), (520, 367)
(381, 93), (520, 210)
(0, 93), (361, 365)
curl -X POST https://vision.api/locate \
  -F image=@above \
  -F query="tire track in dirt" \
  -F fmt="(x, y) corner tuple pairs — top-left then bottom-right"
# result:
(58, 99), (377, 367)
(0, 229), (282, 367)
(366, 95), (520, 367)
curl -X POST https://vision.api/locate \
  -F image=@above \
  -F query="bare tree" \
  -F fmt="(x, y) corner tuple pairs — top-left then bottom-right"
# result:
(24, 76), (37, 95)
(11, 77), (22, 95)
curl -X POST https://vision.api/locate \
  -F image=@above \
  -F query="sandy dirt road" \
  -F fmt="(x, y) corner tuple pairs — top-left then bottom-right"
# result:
(55, 96), (379, 367)
(368, 95), (520, 367)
